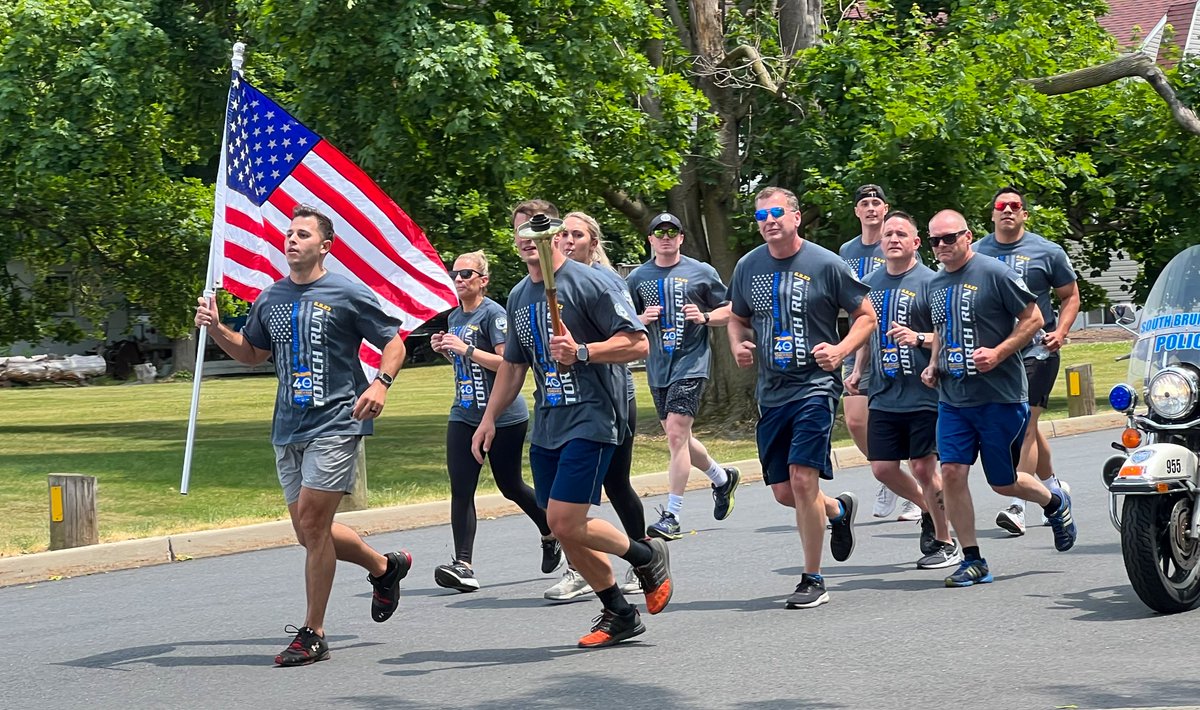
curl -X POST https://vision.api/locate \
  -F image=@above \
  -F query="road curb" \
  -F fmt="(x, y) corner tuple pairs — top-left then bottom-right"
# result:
(0, 411), (1123, 589)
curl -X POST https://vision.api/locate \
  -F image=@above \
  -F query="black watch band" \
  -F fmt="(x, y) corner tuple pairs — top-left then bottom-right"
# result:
(375, 372), (394, 389)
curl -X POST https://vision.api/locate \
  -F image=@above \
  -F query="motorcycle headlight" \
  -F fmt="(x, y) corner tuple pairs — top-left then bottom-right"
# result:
(1147, 367), (1200, 420)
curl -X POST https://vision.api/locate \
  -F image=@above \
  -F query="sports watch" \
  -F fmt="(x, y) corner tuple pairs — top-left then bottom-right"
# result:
(916, 333), (927, 347)
(375, 372), (394, 388)
(575, 343), (590, 363)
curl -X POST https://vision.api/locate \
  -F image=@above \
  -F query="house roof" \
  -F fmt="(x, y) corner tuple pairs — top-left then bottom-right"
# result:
(1100, 0), (1197, 64)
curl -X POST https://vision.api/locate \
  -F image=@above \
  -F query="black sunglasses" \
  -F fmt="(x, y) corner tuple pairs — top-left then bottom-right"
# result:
(927, 229), (968, 247)
(452, 268), (483, 280)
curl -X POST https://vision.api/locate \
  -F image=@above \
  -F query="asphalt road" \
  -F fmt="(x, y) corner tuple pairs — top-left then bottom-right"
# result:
(3, 429), (1198, 710)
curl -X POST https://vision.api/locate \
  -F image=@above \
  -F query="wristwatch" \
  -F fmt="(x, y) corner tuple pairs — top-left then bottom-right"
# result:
(575, 343), (590, 363)
(464, 345), (476, 361)
(703, 312), (711, 324)
(916, 333), (927, 347)
(375, 372), (394, 389)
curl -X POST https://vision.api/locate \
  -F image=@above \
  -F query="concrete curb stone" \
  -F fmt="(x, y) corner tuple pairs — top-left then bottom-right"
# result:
(0, 411), (1124, 589)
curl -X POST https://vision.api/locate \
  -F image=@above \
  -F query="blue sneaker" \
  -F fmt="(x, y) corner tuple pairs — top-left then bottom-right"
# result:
(647, 506), (682, 541)
(944, 558), (993, 587)
(1046, 487), (1077, 552)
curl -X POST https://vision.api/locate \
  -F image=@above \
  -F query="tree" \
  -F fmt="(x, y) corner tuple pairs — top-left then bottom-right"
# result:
(0, 0), (234, 353)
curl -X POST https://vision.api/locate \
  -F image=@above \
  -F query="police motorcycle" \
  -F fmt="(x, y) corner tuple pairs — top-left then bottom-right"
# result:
(1104, 244), (1200, 614)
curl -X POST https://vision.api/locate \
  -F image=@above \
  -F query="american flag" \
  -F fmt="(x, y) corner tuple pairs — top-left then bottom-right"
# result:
(211, 70), (457, 372)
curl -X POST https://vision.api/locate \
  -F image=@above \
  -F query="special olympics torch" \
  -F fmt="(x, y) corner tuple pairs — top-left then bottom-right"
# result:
(517, 214), (566, 337)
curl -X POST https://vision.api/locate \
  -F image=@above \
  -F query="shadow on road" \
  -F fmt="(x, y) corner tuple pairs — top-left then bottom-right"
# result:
(56, 635), (381, 669)
(1034, 677), (1200, 709)
(345, 674), (850, 708)
(1040, 583), (1161, 622)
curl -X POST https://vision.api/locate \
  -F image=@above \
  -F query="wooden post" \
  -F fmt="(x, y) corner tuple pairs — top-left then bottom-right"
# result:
(48, 474), (98, 550)
(1066, 363), (1096, 417)
(337, 438), (369, 512)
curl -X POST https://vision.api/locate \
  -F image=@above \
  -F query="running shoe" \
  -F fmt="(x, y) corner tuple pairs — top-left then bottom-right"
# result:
(897, 499), (922, 522)
(996, 503), (1026, 536)
(544, 568), (593, 601)
(944, 558), (993, 587)
(917, 540), (963, 569)
(577, 607), (645, 648)
(434, 560), (480, 593)
(919, 512), (937, 556)
(540, 537), (564, 574)
(1046, 486), (1078, 552)
(872, 483), (897, 518)
(712, 467), (742, 520)
(632, 538), (673, 614)
(275, 625), (330, 667)
(646, 506), (682, 541)
(620, 565), (642, 594)
(368, 550), (412, 622)
(1040, 480), (1071, 526)
(830, 492), (858, 562)
(785, 573), (830, 609)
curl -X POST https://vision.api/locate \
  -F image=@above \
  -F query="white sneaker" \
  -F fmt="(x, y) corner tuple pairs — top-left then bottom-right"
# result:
(544, 568), (593, 601)
(896, 499), (922, 522)
(1041, 480), (1071, 526)
(872, 483), (898, 518)
(619, 565), (642, 594)
(996, 504), (1027, 536)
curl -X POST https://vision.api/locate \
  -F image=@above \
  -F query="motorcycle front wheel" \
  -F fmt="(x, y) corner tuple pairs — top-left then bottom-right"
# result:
(1122, 494), (1200, 614)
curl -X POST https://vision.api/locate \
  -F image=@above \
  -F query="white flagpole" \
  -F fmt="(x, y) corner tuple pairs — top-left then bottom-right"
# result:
(181, 41), (246, 495)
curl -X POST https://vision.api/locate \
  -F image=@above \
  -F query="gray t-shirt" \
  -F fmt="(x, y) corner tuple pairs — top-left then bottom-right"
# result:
(839, 236), (886, 380)
(504, 259), (647, 449)
(626, 255), (729, 387)
(862, 263), (938, 413)
(728, 241), (871, 408)
(447, 298), (529, 427)
(242, 272), (400, 445)
(590, 263), (638, 401)
(974, 231), (1076, 346)
(928, 254), (1037, 406)
(839, 235), (887, 281)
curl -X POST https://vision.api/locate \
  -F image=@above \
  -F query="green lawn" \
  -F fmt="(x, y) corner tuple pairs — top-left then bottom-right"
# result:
(0, 341), (1133, 556)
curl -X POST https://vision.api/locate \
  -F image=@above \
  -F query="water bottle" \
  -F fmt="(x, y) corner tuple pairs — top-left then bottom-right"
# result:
(1028, 329), (1051, 361)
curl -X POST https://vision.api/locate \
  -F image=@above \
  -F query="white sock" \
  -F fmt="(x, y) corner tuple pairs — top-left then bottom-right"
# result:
(1045, 474), (1060, 490)
(704, 459), (728, 486)
(667, 494), (684, 518)
(1010, 498), (1025, 512)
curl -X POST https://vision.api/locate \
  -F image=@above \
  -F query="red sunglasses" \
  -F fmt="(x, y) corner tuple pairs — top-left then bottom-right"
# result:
(994, 200), (1023, 212)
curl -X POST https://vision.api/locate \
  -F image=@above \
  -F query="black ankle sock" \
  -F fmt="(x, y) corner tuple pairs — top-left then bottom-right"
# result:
(596, 584), (634, 616)
(620, 539), (654, 567)
(963, 546), (982, 561)
(1042, 493), (1062, 517)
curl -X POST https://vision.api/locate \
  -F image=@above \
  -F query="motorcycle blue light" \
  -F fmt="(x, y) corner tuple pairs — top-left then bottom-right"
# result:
(1109, 383), (1135, 412)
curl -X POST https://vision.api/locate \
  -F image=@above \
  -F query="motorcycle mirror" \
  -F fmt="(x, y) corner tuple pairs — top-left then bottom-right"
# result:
(1110, 303), (1141, 335)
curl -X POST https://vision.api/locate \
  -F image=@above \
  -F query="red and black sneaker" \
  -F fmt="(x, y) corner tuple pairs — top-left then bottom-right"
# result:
(275, 625), (330, 667)
(632, 537), (674, 614)
(368, 550), (412, 623)
(577, 607), (645, 648)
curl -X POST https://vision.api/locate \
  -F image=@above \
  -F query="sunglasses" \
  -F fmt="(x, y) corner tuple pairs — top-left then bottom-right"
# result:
(651, 228), (680, 240)
(451, 268), (483, 280)
(754, 206), (788, 221)
(994, 200), (1023, 212)
(927, 229), (968, 247)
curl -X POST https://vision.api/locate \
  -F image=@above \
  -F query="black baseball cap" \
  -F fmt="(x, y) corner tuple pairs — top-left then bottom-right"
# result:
(854, 184), (888, 204)
(648, 212), (683, 232)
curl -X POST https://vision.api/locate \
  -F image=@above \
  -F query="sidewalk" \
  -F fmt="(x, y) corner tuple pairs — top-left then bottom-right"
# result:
(0, 412), (1124, 589)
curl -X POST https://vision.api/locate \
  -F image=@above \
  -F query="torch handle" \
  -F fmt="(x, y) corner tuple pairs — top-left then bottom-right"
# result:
(545, 287), (564, 337)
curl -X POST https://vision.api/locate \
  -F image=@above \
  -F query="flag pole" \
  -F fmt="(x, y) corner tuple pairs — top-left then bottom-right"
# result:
(181, 41), (246, 495)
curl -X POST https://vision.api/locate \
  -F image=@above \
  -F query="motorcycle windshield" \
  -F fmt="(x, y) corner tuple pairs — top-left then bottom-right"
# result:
(1130, 244), (1200, 388)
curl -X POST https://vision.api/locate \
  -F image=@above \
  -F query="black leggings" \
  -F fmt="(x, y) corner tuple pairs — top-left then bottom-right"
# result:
(603, 396), (645, 538)
(446, 419), (550, 564)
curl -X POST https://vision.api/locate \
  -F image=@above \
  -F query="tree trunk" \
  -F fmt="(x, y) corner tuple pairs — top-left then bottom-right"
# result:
(1022, 51), (1200, 137)
(171, 333), (198, 376)
(779, 0), (822, 56)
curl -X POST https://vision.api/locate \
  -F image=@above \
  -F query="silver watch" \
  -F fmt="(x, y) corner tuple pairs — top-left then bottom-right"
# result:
(575, 343), (590, 362)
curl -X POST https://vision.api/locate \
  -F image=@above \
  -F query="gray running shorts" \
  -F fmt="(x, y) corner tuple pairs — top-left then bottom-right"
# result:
(273, 435), (361, 505)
